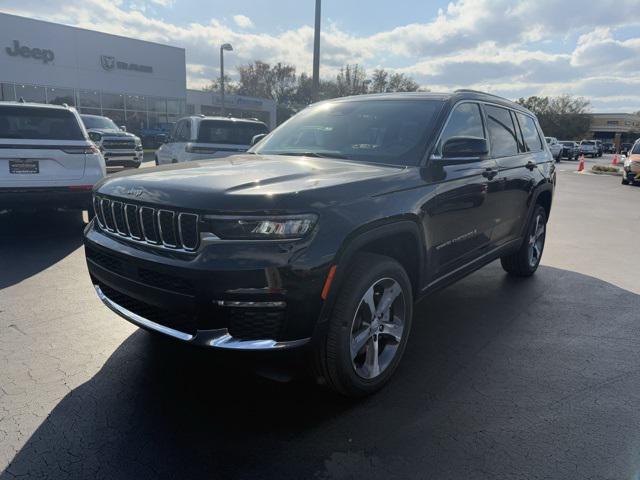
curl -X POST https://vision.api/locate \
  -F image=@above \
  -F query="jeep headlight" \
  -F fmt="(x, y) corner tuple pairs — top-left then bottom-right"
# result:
(203, 214), (317, 240)
(89, 132), (102, 142)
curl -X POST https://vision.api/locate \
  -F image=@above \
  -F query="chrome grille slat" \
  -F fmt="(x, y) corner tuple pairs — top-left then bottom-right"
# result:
(101, 198), (116, 232)
(158, 210), (178, 248)
(124, 204), (142, 240)
(111, 201), (128, 236)
(93, 195), (199, 252)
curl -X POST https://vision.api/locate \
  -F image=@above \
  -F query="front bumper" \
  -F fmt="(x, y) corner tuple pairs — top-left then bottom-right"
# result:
(102, 149), (143, 167)
(84, 222), (328, 350)
(96, 284), (309, 349)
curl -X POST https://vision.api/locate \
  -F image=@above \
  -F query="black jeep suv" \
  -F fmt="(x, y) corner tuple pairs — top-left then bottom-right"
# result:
(84, 91), (555, 397)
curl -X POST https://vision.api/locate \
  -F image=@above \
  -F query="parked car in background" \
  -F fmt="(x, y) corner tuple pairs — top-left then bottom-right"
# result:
(81, 114), (143, 169)
(140, 123), (174, 149)
(85, 90), (555, 397)
(602, 142), (615, 154)
(545, 137), (563, 161)
(155, 116), (269, 165)
(0, 102), (105, 214)
(622, 140), (640, 185)
(594, 140), (603, 157)
(560, 141), (579, 160)
(579, 140), (598, 157)
(620, 143), (633, 155)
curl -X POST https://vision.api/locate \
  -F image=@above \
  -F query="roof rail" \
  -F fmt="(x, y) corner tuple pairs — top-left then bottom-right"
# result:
(454, 89), (508, 101)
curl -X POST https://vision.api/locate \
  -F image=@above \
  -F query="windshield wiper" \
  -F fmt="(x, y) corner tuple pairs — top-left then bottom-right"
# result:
(270, 151), (349, 160)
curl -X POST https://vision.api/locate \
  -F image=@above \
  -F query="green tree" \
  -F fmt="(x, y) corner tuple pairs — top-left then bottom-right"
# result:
(202, 74), (238, 94)
(335, 64), (369, 97)
(517, 95), (591, 140)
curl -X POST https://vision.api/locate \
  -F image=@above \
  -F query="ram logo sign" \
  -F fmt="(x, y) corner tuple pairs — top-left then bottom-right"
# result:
(100, 55), (115, 71)
(100, 54), (153, 74)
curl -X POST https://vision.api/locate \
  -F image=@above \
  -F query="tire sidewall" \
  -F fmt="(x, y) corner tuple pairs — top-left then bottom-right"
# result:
(328, 255), (413, 396)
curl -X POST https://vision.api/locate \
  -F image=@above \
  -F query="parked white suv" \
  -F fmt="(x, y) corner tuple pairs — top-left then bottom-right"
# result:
(0, 102), (105, 213)
(545, 136), (563, 162)
(155, 116), (269, 165)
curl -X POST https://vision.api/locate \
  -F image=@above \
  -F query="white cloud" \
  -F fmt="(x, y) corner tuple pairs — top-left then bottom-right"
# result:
(232, 14), (253, 29)
(1, 0), (640, 111)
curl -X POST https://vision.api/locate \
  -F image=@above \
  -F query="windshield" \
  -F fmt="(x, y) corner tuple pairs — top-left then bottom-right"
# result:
(197, 120), (268, 145)
(252, 99), (444, 166)
(81, 115), (119, 130)
(561, 142), (573, 146)
(631, 143), (640, 154)
(581, 141), (595, 145)
(0, 106), (84, 140)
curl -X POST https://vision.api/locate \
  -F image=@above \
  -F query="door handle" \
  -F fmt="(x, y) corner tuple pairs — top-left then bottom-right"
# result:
(525, 161), (537, 171)
(482, 168), (498, 180)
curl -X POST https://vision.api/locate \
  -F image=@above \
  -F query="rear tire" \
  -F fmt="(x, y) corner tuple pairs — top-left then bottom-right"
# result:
(501, 205), (547, 277)
(314, 253), (413, 397)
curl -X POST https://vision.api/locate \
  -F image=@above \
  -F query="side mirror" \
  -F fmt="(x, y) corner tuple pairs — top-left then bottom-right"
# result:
(442, 136), (488, 159)
(251, 133), (267, 146)
(120, 125), (127, 132)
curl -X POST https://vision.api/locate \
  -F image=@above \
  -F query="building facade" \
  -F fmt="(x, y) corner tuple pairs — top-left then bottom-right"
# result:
(0, 13), (277, 134)
(589, 113), (640, 147)
(186, 90), (277, 129)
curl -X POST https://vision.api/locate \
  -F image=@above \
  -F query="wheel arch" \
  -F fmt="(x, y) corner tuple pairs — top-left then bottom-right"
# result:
(318, 218), (425, 325)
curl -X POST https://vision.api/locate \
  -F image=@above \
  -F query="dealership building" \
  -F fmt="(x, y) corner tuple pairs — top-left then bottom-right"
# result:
(0, 13), (276, 134)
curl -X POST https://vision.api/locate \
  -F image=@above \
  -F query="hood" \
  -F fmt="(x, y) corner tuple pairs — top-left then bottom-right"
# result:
(96, 154), (408, 212)
(88, 128), (137, 139)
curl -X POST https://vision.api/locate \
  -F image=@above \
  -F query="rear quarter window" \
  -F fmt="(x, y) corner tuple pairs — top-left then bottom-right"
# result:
(516, 113), (543, 152)
(197, 121), (268, 145)
(0, 106), (84, 140)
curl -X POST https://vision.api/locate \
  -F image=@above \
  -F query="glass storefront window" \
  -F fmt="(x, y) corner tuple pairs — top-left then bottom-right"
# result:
(46, 87), (75, 106)
(148, 97), (166, 113)
(102, 92), (125, 110)
(15, 84), (46, 103)
(167, 99), (179, 114)
(1, 83), (16, 101)
(102, 109), (126, 128)
(125, 110), (147, 135)
(126, 95), (146, 111)
(79, 90), (101, 108)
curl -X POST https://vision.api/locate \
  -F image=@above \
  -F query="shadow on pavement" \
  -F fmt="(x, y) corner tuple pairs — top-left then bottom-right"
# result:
(0, 209), (85, 289)
(3, 264), (640, 480)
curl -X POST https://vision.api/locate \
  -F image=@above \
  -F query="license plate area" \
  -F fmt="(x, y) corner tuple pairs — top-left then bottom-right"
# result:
(9, 159), (40, 174)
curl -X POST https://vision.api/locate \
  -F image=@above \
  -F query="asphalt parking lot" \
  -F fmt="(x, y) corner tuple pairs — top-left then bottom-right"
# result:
(1, 154), (640, 479)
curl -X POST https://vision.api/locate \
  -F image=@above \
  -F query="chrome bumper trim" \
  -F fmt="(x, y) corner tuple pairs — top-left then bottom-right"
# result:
(94, 285), (309, 351)
(215, 300), (286, 308)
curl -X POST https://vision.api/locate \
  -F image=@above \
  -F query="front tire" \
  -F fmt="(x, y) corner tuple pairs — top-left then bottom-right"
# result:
(315, 253), (413, 397)
(622, 177), (629, 185)
(501, 205), (547, 277)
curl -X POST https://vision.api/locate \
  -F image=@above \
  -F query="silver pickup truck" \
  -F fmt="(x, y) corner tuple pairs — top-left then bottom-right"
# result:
(81, 114), (143, 169)
(545, 137), (562, 161)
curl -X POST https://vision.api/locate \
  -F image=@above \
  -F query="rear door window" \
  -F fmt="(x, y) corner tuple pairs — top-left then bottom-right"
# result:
(485, 105), (519, 157)
(516, 113), (543, 152)
(0, 106), (84, 140)
(437, 102), (485, 154)
(197, 121), (268, 145)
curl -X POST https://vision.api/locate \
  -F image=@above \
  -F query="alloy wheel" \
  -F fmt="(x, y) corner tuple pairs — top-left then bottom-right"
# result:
(350, 277), (406, 380)
(528, 213), (546, 268)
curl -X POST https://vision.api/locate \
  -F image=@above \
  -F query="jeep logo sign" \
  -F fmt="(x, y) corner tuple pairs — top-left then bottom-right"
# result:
(5, 40), (54, 64)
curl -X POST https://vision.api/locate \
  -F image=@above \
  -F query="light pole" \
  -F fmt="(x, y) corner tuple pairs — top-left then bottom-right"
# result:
(220, 43), (233, 115)
(312, 0), (321, 102)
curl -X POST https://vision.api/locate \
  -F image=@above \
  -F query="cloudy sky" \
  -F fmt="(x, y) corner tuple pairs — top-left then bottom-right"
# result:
(2, 0), (640, 112)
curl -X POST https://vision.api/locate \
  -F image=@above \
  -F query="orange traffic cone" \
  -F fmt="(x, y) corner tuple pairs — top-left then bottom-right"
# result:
(577, 154), (585, 172)
(612, 154), (619, 166)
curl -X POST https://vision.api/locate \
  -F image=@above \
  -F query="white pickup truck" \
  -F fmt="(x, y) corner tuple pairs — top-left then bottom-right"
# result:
(545, 137), (562, 162)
